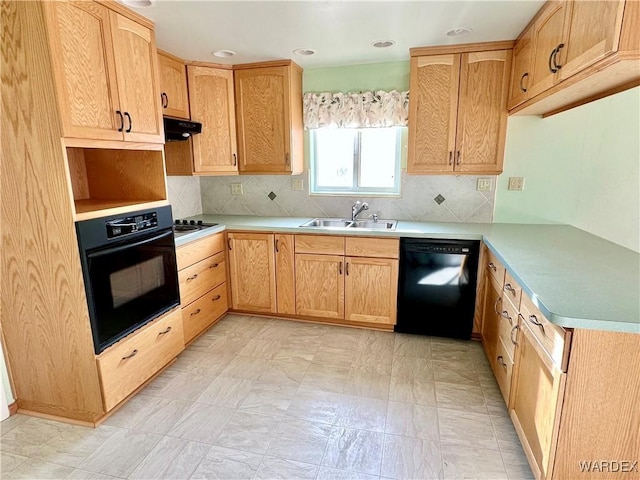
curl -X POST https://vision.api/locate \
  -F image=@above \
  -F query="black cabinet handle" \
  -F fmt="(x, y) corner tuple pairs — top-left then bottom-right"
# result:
(519, 73), (529, 93)
(275, 238), (279, 253)
(233, 153), (237, 167)
(158, 326), (172, 335)
(116, 110), (124, 132)
(456, 151), (461, 166)
(553, 43), (564, 70)
(209, 263), (219, 269)
(448, 151), (453, 165)
(124, 112), (132, 132)
(190, 309), (201, 316)
(339, 261), (342, 275)
(548, 47), (558, 73)
(345, 262), (349, 276)
(186, 274), (198, 282)
(122, 349), (138, 360)
(212, 295), (221, 301)
(227, 238), (232, 250)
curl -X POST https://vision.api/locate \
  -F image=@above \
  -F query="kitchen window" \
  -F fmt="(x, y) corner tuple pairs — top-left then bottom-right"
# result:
(310, 127), (402, 195)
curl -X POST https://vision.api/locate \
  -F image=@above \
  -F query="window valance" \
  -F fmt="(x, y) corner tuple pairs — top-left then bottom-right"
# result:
(303, 90), (409, 129)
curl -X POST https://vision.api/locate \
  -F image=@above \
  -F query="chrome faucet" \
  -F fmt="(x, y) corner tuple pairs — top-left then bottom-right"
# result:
(351, 201), (369, 221)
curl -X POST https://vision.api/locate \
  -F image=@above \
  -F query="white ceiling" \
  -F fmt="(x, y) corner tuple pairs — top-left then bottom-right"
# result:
(130, 1), (545, 69)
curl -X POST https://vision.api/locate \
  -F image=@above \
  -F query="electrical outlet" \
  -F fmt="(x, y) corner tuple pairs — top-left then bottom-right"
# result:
(477, 178), (493, 191)
(231, 183), (243, 195)
(291, 178), (304, 191)
(508, 177), (525, 191)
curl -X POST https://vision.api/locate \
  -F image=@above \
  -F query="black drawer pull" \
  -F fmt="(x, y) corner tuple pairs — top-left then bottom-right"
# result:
(210, 263), (219, 269)
(212, 295), (221, 301)
(158, 326), (172, 335)
(187, 274), (198, 281)
(122, 349), (138, 360)
(190, 309), (201, 316)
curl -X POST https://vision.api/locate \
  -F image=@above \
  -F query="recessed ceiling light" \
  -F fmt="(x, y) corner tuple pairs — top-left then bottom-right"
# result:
(293, 48), (316, 56)
(212, 50), (236, 58)
(372, 40), (396, 48)
(121, 0), (154, 7)
(446, 27), (473, 37)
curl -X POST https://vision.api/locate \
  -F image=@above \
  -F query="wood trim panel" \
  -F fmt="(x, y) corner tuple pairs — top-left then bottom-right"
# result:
(295, 235), (345, 255)
(233, 59), (302, 71)
(619, 0), (640, 54)
(157, 48), (185, 64)
(187, 60), (233, 69)
(164, 138), (195, 176)
(8, 402), (18, 416)
(228, 311), (394, 332)
(73, 199), (169, 221)
(95, 0), (155, 30)
(345, 237), (399, 259)
(62, 138), (164, 150)
(1, 0), (105, 420)
(552, 329), (640, 480)
(410, 40), (515, 57)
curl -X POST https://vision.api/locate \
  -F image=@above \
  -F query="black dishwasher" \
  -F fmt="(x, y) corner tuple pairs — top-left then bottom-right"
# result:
(396, 238), (480, 339)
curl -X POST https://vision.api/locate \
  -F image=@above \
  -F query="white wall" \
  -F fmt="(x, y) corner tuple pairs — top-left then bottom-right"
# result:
(495, 87), (640, 252)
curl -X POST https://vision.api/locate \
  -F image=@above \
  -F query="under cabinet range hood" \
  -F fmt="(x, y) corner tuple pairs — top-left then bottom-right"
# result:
(163, 117), (202, 142)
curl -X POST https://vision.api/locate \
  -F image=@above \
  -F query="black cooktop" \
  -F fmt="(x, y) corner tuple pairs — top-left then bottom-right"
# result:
(173, 219), (219, 238)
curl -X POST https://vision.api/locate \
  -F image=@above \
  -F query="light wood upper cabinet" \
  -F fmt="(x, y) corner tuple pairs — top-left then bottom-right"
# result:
(508, 28), (535, 109)
(455, 50), (511, 173)
(234, 62), (303, 175)
(295, 254), (344, 319)
(44, 1), (163, 144)
(109, 12), (163, 143)
(44, 1), (122, 141)
(528, 1), (567, 99)
(407, 43), (512, 175)
(188, 65), (238, 174)
(227, 232), (276, 313)
(158, 51), (190, 119)
(558, 0), (625, 81)
(275, 234), (296, 315)
(344, 257), (398, 325)
(407, 54), (460, 173)
(510, 320), (566, 480)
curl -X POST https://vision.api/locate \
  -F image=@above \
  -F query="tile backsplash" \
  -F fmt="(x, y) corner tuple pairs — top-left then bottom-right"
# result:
(166, 176), (203, 219)
(199, 173), (495, 223)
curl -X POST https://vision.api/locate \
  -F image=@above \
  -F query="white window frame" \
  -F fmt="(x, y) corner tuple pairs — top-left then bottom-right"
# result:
(309, 127), (402, 196)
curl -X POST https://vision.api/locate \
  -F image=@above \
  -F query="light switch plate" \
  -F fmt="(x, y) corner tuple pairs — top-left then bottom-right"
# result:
(508, 177), (525, 191)
(231, 183), (243, 195)
(477, 178), (493, 191)
(291, 178), (304, 191)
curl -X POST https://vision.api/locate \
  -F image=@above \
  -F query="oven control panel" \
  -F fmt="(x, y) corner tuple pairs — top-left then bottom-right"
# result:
(106, 211), (158, 238)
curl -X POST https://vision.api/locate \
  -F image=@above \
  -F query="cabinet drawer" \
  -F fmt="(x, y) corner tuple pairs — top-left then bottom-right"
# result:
(484, 246), (506, 287)
(97, 309), (184, 411)
(498, 297), (519, 360)
(492, 336), (514, 406)
(176, 233), (224, 270)
(182, 283), (228, 344)
(345, 237), (399, 259)
(295, 235), (345, 255)
(503, 271), (522, 309)
(179, 252), (226, 306)
(520, 293), (570, 371)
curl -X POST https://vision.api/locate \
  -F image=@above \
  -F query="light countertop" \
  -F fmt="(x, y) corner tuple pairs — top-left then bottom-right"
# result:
(176, 214), (640, 334)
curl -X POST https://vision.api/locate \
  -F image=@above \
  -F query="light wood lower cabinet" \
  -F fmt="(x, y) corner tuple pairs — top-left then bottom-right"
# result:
(227, 232), (276, 313)
(176, 232), (229, 344)
(510, 319), (566, 480)
(294, 235), (399, 327)
(482, 276), (502, 361)
(97, 308), (184, 411)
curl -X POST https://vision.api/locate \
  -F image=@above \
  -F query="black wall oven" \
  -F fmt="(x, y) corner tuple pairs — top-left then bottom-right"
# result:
(76, 206), (179, 354)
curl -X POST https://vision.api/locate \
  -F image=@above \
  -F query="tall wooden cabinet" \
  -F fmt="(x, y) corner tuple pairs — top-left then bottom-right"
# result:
(407, 42), (512, 175)
(234, 61), (304, 175)
(44, 1), (163, 144)
(2, 0), (174, 425)
(158, 50), (190, 119)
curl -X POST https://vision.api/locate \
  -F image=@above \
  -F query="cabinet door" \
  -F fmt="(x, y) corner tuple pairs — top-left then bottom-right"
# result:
(110, 12), (163, 143)
(344, 257), (398, 325)
(44, 1), (122, 141)
(295, 254), (344, 319)
(188, 66), (238, 174)
(510, 321), (566, 480)
(508, 28), (535, 109)
(235, 66), (291, 173)
(275, 234), (295, 315)
(455, 50), (511, 174)
(559, 0), (625, 81)
(228, 233), (276, 313)
(482, 278), (502, 360)
(158, 52), (190, 119)
(407, 54), (460, 173)
(528, 1), (567, 98)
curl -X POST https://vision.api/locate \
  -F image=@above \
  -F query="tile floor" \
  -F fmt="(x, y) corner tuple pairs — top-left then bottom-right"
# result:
(0, 314), (533, 480)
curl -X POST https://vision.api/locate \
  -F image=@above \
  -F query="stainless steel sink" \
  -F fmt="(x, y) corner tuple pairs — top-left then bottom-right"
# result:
(351, 219), (397, 230)
(300, 218), (354, 228)
(299, 218), (397, 230)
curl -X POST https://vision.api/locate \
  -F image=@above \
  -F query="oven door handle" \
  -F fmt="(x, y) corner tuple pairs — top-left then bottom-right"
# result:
(87, 229), (174, 259)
